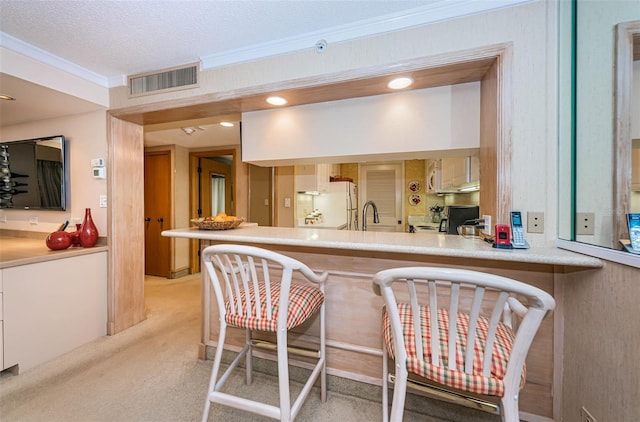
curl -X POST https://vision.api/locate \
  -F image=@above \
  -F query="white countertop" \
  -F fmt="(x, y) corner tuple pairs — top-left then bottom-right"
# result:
(162, 225), (603, 269)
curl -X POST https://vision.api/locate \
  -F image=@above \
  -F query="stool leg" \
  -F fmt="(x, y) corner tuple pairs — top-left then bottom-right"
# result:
(277, 327), (291, 421)
(246, 328), (253, 385)
(202, 323), (227, 422)
(382, 339), (389, 422)
(320, 301), (327, 403)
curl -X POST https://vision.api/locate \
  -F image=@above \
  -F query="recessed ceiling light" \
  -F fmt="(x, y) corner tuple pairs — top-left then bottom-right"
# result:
(387, 77), (413, 90)
(266, 96), (287, 106)
(219, 121), (234, 127)
(0, 95), (16, 101)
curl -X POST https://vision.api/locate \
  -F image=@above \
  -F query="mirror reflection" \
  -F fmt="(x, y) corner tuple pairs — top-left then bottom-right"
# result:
(565, 0), (640, 250)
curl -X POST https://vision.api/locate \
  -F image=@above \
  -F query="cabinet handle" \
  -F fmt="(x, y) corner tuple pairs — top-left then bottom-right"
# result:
(144, 217), (151, 222)
(157, 217), (164, 223)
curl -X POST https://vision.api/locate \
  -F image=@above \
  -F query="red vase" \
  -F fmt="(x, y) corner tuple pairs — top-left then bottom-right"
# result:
(46, 231), (72, 250)
(79, 208), (99, 247)
(70, 223), (81, 246)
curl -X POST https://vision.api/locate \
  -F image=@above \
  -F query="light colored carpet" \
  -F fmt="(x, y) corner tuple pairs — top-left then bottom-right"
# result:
(0, 274), (499, 422)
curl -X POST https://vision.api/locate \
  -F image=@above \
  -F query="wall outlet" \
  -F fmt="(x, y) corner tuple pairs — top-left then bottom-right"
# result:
(580, 406), (596, 422)
(29, 216), (38, 225)
(527, 212), (544, 233)
(576, 212), (595, 235)
(99, 194), (108, 208)
(482, 215), (491, 235)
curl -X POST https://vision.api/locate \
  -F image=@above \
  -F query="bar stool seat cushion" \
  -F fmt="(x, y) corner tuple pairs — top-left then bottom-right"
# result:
(225, 283), (324, 331)
(383, 303), (523, 397)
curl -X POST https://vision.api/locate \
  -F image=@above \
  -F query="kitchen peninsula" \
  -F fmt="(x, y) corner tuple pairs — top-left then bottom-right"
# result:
(163, 225), (602, 420)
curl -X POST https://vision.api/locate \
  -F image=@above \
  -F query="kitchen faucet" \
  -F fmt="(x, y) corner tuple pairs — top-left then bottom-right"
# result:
(362, 200), (379, 231)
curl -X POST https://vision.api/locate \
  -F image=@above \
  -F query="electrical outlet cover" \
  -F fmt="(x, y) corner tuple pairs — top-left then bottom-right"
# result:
(527, 212), (544, 233)
(576, 212), (595, 235)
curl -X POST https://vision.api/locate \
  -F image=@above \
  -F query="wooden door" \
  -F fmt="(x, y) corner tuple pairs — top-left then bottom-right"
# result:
(144, 151), (171, 277)
(359, 162), (404, 232)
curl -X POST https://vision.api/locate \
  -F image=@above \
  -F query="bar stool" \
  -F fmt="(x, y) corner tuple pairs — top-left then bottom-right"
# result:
(372, 267), (555, 422)
(201, 244), (328, 422)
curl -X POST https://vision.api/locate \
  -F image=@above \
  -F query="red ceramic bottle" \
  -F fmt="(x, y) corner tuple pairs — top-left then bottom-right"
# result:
(79, 207), (99, 247)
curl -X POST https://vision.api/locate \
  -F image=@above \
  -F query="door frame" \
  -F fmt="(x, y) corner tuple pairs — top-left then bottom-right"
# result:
(189, 148), (238, 273)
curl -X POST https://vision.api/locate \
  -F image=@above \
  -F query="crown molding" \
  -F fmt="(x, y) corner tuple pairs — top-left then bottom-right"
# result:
(0, 31), (111, 87)
(1, 0), (531, 88)
(200, 0), (532, 69)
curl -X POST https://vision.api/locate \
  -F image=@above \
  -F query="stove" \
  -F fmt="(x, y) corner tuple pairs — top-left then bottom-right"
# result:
(407, 216), (441, 233)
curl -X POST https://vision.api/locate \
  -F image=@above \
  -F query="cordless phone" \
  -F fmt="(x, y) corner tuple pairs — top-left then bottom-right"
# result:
(510, 211), (529, 249)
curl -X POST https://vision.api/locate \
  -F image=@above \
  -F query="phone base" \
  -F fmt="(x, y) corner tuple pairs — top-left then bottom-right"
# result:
(492, 243), (513, 249)
(511, 240), (530, 249)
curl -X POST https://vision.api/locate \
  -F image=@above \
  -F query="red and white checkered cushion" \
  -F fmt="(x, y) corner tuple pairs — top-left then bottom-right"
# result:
(383, 303), (524, 397)
(225, 282), (324, 332)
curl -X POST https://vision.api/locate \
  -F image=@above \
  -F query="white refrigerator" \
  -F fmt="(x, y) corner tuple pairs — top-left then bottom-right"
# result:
(313, 181), (358, 230)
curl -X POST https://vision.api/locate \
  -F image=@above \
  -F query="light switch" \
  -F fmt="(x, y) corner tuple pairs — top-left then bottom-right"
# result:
(284, 197), (291, 208)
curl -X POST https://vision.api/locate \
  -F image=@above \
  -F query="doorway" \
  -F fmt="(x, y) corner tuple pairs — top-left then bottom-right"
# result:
(358, 162), (404, 232)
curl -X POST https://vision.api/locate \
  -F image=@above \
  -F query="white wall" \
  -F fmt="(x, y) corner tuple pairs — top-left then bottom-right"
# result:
(242, 83), (480, 165)
(0, 111), (109, 235)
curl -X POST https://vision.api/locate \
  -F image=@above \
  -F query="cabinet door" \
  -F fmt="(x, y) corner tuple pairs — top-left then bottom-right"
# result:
(295, 165), (317, 192)
(316, 164), (330, 192)
(441, 157), (467, 189)
(295, 164), (331, 192)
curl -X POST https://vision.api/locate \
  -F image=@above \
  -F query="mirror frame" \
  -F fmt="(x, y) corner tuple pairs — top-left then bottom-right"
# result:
(614, 21), (640, 243)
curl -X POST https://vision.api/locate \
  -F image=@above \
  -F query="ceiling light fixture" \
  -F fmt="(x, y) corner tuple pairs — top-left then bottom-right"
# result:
(0, 94), (16, 101)
(181, 126), (204, 135)
(219, 121), (234, 127)
(266, 96), (287, 106)
(387, 76), (414, 90)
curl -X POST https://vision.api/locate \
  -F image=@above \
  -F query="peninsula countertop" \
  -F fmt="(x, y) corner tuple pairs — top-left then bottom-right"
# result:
(162, 225), (603, 270)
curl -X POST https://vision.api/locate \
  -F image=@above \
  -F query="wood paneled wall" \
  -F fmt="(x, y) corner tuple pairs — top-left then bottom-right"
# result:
(107, 116), (146, 334)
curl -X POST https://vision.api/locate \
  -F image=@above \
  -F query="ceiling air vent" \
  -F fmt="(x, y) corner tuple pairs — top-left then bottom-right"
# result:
(128, 63), (199, 97)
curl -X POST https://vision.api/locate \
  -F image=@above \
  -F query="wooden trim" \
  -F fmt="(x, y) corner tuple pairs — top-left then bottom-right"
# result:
(107, 115), (146, 334)
(188, 147), (243, 273)
(614, 21), (640, 242)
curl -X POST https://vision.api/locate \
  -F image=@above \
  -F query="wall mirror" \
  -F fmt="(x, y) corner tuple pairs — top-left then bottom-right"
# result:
(0, 135), (68, 210)
(559, 0), (640, 251)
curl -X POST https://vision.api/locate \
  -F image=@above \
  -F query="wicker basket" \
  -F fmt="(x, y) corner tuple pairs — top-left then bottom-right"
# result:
(191, 217), (245, 230)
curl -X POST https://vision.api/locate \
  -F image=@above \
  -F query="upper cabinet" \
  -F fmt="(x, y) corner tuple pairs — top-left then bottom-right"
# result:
(295, 164), (339, 192)
(426, 154), (479, 193)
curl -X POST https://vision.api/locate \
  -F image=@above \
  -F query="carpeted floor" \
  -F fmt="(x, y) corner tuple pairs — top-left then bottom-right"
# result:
(0, 273), (499, 422)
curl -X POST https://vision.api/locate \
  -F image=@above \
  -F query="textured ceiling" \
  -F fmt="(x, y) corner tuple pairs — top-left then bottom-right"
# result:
(0, 0), (436, 82)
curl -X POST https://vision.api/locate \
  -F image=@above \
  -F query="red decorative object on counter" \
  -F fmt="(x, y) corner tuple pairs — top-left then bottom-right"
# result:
(69, 223), (81, 246)
(46, 231), (72, 250)
(79, 207), (99, 247)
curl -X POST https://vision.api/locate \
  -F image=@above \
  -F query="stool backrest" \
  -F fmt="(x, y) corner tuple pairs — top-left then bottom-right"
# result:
(373, 267), (555, 391)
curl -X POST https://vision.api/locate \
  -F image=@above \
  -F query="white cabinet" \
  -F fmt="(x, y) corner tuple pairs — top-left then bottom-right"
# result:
(2, 252), (107, 373)
(632, 146), (640, 191)
(440, 157), (468, 190)
(426, 155), (479, 192)
(295, 164), (338, 192)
